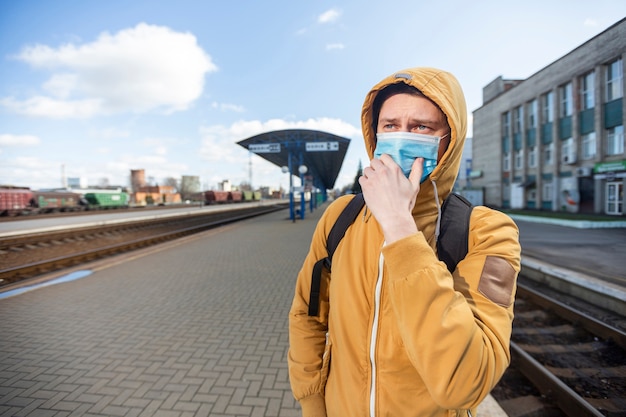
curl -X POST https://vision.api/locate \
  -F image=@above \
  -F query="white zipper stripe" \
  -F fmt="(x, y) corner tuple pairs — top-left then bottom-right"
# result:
(369, 250), (385, 417)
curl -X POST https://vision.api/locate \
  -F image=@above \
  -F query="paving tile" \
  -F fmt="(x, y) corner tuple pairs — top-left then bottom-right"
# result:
(0, 205), (499, 416)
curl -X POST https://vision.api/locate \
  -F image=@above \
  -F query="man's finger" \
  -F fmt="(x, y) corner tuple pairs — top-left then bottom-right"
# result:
(408, 157), (424, 186)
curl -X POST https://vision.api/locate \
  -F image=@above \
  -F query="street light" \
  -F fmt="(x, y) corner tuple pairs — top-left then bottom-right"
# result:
(298, 165), (308, 219)
(282, 165), (295, 221)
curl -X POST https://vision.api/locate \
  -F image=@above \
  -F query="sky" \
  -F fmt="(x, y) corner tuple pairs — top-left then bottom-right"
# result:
(1, 1), (625, 193)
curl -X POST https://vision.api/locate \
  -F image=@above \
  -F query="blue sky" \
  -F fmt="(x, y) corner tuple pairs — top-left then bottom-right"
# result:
(1, 1), (625, 192)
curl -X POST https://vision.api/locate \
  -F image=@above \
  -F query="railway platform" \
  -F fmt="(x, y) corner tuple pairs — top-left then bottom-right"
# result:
(0, 202), (514, 417)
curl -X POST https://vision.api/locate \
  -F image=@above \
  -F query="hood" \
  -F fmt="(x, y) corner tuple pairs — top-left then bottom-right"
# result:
(361, 67), (467, 212)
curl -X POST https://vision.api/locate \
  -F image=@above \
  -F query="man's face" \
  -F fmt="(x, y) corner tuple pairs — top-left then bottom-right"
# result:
(376, 93), (450, 161)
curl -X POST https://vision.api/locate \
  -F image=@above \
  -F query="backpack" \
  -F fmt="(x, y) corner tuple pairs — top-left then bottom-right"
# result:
(308, 192), (473, 317)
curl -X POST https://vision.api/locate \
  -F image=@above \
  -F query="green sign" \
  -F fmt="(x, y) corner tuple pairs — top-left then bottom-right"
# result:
(594, 160), (626, 173)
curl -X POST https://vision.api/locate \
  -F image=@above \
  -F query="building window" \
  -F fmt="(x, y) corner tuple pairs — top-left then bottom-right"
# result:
(606, 182), (623, 215)
(503, 153), (510, 171)
(542, 91), (554, 123)
(606, 125), (624, 155)
(513, 106), (523, 134)
(606, 58), (624, 101)
(582, 132), (596, 160)
(515, 149), (523, 169)
(542, 181), (553, 201)
(561, 138), (576, 164)
(559, 82), (573, 117)
(528, 147), (537, 168)
(502, 112), (510, 137)
(580, 71), (595, 110)
(544, 142), (553, 165)
(527, 99), (538, 128)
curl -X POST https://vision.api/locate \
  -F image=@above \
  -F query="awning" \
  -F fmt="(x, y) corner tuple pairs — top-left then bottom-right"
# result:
(237, 129), (351, 190)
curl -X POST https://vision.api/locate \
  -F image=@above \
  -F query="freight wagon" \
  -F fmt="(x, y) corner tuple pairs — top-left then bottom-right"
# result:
(32, 191), (82, 212)
(0, 187), (33, 216)
(202, 190), (249, 204)
(242, 190), (262, 201)
(82, 191), (130, 208)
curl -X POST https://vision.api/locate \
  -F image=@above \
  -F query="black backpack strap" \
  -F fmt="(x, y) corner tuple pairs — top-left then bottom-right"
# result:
(437, 193), (473, 273)
(308, 193), (365, 316)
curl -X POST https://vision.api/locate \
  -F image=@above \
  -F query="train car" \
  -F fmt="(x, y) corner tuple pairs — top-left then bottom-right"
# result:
(243, 190), (254, 201)
(32, 190), (82, 213)
(204, 190), (230, 204)
(82, 191), (130, 208)
(0, 187), (33, 216)
(230, 190), (243, 203)
(242, 190), (262, 202)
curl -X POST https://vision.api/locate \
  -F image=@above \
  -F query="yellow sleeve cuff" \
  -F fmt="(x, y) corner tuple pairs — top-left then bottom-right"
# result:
(300, 393), (327, 417)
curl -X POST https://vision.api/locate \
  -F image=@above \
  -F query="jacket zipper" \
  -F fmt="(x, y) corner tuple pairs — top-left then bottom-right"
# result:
(369, 250), (385, 417)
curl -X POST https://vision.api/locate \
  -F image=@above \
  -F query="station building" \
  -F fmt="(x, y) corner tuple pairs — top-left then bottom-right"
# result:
(472, 18), (625, 216)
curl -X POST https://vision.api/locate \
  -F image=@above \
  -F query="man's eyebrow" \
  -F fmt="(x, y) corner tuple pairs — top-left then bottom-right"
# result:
(409, 116), (446, 125)
(378, 116), (399, 123)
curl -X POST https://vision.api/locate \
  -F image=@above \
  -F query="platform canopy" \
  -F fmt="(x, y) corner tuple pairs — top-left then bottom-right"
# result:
(237, 129), (351, 190)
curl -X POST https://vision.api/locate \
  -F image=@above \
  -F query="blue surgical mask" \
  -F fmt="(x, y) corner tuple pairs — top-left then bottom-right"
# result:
(374, 132), (441, 182)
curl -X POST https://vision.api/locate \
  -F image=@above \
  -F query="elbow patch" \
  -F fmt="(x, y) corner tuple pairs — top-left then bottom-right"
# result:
(478, 256), (516, 307)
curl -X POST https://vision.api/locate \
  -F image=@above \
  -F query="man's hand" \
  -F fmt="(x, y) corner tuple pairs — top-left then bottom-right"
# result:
(358, 155), (424, 243)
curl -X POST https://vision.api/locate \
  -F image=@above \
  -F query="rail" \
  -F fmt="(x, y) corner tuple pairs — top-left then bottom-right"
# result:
(0, 203), (288, 286)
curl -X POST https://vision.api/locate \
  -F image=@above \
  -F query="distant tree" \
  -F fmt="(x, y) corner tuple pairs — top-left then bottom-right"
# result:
(238, 181), (252, 192)
(351, 160), (363, 194)
(163, 177), (180, 192)
(180, 176), (202, 201)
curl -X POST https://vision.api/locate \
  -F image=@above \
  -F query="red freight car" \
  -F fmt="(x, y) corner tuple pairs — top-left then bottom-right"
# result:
(0, 187), (34, 216)
(204, 190), (231, 204)
(230, 191), (243, 203)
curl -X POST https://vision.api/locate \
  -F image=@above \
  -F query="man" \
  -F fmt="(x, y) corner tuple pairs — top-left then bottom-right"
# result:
(288, 67), (521, 416)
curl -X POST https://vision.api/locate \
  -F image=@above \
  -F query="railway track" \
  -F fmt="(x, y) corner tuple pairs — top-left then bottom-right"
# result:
(0, 203), (288, 287)
(493, 281), (626, 417)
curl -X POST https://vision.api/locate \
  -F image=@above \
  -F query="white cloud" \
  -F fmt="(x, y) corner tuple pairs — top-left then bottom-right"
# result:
(199, 117), (360, 162)
(211, 101), (246, 112)
(318, 8), (341, 24)
(3, 23), (217, 118)
(326, 43), (345, 51)
(0, 134), (41, 146)
(1, 96), (103, 119)
(197, 117), (361, 188)
(89, 127), (131, 140)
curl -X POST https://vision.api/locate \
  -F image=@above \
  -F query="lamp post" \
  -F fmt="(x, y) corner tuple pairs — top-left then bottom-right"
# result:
(298, 164), (308, 220)
(281, 164), (295, 222)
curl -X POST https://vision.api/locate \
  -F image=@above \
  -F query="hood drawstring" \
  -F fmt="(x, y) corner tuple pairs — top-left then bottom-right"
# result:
(431, 179), (442, 242)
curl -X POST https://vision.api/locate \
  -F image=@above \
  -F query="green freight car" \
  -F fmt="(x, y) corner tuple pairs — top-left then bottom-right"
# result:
(83, 191), (130, 208)
(242, 190), (262, 201)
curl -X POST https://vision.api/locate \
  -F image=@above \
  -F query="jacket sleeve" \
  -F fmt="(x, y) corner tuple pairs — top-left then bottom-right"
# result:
(382, 206), (520, 410)
(287, 197), (353, 416)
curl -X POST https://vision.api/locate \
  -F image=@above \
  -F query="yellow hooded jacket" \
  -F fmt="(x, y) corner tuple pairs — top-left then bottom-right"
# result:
(288, 67), (521, 417)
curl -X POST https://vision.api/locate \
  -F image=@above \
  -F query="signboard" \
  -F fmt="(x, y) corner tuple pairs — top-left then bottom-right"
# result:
(249, 143), (281, 153)
(306, 141), (339, 152)
(594, 159), (626, 173)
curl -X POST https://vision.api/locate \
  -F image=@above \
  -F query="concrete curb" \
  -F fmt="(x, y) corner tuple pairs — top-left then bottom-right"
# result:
(510, 214), (626, 229)
(521, 256), (626, 317)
